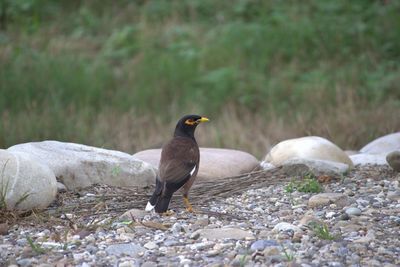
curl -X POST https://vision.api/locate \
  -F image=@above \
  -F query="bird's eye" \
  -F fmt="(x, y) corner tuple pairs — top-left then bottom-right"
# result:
(185, 119), (196, 125)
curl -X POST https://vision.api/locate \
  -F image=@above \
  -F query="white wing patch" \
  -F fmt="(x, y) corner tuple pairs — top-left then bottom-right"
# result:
(189, 165), (197, 176)
(145, 201), (154, 211)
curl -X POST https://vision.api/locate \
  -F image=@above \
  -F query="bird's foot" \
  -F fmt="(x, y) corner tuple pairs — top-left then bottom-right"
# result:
(183, 196), (195, 213)
(161, 210), (175, 216)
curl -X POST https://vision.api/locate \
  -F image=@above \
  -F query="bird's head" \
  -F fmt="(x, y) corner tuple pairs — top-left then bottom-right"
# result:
(174, 114), (209, 138)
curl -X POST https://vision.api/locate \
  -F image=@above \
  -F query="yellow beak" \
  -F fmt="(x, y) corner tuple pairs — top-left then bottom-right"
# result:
(198, 117), (210, 123)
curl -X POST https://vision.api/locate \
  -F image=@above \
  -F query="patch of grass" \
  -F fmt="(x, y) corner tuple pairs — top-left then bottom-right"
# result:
(26, 235), (46, 255)
(281, 244), (294, 262)
(1, 1), (400, 156)
(285, 173), (323, 194)
(309, 222), (336, 241)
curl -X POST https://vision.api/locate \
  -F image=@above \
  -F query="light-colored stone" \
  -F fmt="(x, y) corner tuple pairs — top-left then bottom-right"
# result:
(133, 148), (260, 181)
(272, 222), (301, 233)
(281, 157), (350, 177)
(105, 243), (144, 257)
(345, 207), (361, 216)
(360, 132), (400, 154)
(0, 150), (57, 210)
(119, 209), (149, 220)
(8, 141), (156, 189)
(350, 153), (388, 166)
(264, 136), (353, 167)
(308, 193), (349, 208)
(193, 228), (254, 240)
(386, 151), (400, 172)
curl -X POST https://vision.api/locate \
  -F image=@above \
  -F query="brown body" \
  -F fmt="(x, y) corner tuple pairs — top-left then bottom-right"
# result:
(159, 136), (199, 195)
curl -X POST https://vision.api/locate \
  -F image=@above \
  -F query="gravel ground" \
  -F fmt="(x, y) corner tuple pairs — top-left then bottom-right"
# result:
(1, 166), (399, 267)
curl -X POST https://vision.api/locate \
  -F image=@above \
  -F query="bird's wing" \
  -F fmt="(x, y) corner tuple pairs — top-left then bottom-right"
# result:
(158, 137), (199, 184)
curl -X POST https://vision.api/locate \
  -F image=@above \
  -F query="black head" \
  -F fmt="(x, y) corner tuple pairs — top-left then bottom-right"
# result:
(174, 114), (209, 139)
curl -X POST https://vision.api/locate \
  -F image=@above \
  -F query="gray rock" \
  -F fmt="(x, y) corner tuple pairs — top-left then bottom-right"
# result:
(360, 132), (400, 154)
(250, 239), (279, 251)
(350, 153), (388, 166)
(345, 207), (362, 216)
(0, 149), (57, 210)
(281, 157), (350, 177)
(8, 141), (156, 189)
(264, 136), (353, 167)
(119, 209), (149, 220)
(386, 151), (400, 172)
(133, 148), (260, 181)
(193, 228), (254, 240)
(105, 243), (144, 257)
(308, 193), (349, 208)
(387, 191), (400, 201)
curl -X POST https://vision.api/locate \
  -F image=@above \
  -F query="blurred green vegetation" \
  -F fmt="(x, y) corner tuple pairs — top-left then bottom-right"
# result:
(0, 0), (399, 153)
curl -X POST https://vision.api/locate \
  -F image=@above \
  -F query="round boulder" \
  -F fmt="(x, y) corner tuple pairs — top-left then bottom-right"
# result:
(0, 149), (57, 210)
(133, 148), (260, 181)
(360, 132), (400, 155)
(264, 136), (353, 167)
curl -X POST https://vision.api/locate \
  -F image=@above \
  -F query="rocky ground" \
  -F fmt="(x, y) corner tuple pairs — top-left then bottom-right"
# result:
(1, 165), (399, 267)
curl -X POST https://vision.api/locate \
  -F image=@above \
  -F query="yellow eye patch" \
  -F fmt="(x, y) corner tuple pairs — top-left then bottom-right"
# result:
(185, 119), (196, 125)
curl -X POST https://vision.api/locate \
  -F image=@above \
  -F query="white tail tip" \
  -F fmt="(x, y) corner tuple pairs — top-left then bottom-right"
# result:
(145, 201), (155, 211)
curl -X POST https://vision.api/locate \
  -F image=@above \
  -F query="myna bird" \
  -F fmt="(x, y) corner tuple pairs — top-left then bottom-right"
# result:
(145, 114), (209, 213)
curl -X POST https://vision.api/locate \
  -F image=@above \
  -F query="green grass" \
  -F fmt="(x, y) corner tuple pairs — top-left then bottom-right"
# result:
(309, 222), (337, 241)
(285, 173), (323, 194)
(1, 1), (400, 156)
(26, 235), (46, 254)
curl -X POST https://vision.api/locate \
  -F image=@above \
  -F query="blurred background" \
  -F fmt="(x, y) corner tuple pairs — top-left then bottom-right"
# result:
(0, 0), (399, 158)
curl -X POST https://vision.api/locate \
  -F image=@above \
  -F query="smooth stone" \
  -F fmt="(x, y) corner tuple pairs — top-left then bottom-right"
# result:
(133, 148), (260, 181)
(281, 157), (350, 177)
(386, 151), (400, 171)
(345, 207), (362, 216)
(272, 222), (301, 233)
(299, 214), (321, 226)
(105, 243), (145, 257)
(143, 241), (158, 250)
(250, 239), (279, 251)
(119, 209), (149, 220)
(193, 228), (254, 240)
(308, 193), (349, 208)
(360, 132), (400, 154)
(387, 191), (400, 201)
(8, 141), (156, 189)
(264, 136), (353, 167)
(350, 153), (388, 166)
(56, 182), (67, 192)
(0, 149), (57, 210)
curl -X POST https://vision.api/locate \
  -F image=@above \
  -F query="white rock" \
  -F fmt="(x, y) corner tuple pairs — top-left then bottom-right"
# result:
(360, 132), (400, 154)
(350, 153), (388, 166)
(8, 141), (156, 189)
(0, 150), (57, 210)
(281, 157), (350, 177)
(264, 136), (353, 167)
(144, 241), (158, 250)
(133, 148), (260, 181)
(272, 222), (301, 233)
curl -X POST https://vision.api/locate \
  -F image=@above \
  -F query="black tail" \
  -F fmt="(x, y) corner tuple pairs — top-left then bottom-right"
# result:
(154, 192), (173, 213)
(149, 178), (163, 206)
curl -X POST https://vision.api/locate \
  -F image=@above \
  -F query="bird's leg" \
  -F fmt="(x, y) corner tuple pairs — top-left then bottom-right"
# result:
(183, 194), (194, 213)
